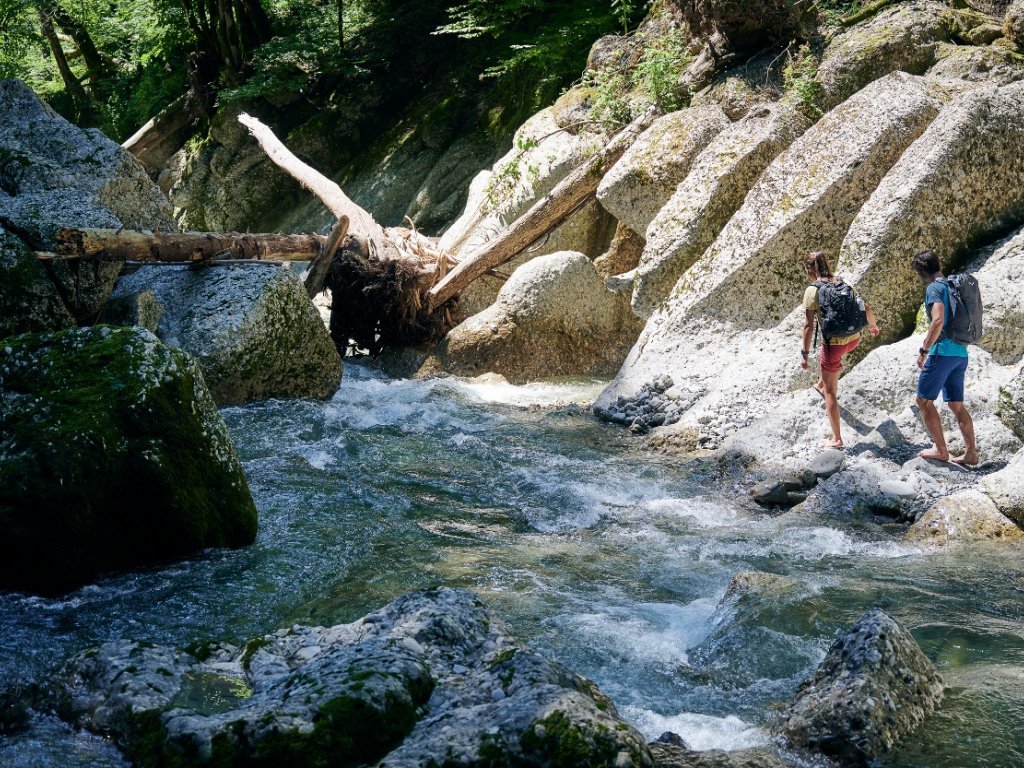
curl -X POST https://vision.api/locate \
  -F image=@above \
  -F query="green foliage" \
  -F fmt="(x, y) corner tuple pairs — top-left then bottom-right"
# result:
(484, 133), (539, 208)
(782, 42), (822, 117)
(611, 0), (645, 34)
(633, 25), (690, 112)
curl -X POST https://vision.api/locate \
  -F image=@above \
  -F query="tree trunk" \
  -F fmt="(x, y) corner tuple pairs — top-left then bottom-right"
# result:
(38, 9), (90, 118)
(426, 105), (661, 308)
(51, 227), (328, 263)
(49, 3), (109, 86)
(122, 92), (205, 172)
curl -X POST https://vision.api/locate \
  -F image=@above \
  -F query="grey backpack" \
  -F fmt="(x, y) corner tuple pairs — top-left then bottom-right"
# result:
(941, 275), (983, 345)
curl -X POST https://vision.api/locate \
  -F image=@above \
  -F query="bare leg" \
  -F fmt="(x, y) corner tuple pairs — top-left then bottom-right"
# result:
(916, 395), (949, 461)
(821, 369), (843, 447)
(948, 401), (978, 465)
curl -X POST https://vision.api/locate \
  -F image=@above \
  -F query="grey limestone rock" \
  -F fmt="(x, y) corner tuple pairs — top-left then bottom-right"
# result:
(596, 105), (731, 237)
(632, 103), (809, 319)
(978, 449), (1024, 527)
(776, 608), (944, 765)
(0, 326), (257, 594)
(814, 1), (952, 111)
(906, 489), (1024, 546)
(926, 41), (1024, 87)
(111, 263), (342, 406)
(0, 228), (74, 339)
(807, 449), (846, 479)
(840, 81), (1024, 351)
(418, 251), (643, 384)
(56, 588), (653, 768)
(1005, 0), (1024, 48)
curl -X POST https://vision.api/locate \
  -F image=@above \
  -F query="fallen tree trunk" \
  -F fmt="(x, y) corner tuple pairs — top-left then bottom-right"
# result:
(122, 92), (205, 172)
(426, 105), (661, 309)
(51, 227), (326, 262)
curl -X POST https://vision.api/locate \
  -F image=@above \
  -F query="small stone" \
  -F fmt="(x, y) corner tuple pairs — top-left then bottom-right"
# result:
(490, 688), (506, 702)
(808, 449), (847, 479)
(879, 480), (917, 501)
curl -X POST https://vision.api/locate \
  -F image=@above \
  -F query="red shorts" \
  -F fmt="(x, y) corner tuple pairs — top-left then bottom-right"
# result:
(820, 338), (860, 373)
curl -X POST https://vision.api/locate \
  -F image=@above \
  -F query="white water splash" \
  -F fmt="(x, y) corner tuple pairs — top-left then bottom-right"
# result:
(622, 708), (771, 751)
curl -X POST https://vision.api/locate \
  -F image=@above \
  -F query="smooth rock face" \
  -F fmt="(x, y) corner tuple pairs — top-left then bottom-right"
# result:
(56, 588), (653, 768)
(840, 81), (1024, 349)
(596, 105), (730, 237)
(596, 73), (942, 436)
(0, 228), (74, 338)
(0, 326), (257, 595)
(974, 227), (1024, 365)
(776, 608), (944, 765)
(632, 103), (808, 319)
(814, 1), (951, 110)
(111, 264), (342, 406)
(419, 252), (643, 384)
(907, 489), (1024, 547)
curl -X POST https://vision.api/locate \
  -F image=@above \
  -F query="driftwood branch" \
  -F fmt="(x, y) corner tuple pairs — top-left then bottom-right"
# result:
(427, 105), (661, 308)
(304, 216), (349, 298)
(49, 227), (325, 262)
(237, 112), (388, 256)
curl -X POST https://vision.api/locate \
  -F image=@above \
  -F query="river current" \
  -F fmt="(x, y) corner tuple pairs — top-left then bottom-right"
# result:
(1, 363), (1022, 766)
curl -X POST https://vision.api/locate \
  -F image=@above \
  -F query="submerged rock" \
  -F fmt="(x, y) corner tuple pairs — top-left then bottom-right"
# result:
(906, 489), (1024, 547)
(55, 588), (653, 768)
(0, 326), (257, 594)
(596, 105), (730, 237)
(110, 264), (342, 406)
(419, 251), (643, 384)
(776, 608), (944, 765)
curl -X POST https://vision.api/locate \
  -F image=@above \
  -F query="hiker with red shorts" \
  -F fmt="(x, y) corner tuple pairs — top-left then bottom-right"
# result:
(800, 251), (879, 448)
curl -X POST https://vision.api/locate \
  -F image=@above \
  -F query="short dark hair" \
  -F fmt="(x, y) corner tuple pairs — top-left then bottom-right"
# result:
(911, 250), (940, 276)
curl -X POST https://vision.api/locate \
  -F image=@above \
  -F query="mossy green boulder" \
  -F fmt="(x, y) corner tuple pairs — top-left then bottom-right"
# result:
(0, 325), (257, 595)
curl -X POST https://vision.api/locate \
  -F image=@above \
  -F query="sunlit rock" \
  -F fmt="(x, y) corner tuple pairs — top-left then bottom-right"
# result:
(907, 489), (1024, 546)
(596, 105), (730, 237)
(419, 251), (643, 384)
(1005, 0), (1024, 48)
(110, 263), (342, 406)
(632, 102), (808, 319)
(0, 326), (257, 595)
(978, 450), (1024, 527)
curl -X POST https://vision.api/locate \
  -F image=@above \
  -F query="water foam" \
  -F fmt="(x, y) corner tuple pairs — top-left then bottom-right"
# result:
(622, 707), (771, 750)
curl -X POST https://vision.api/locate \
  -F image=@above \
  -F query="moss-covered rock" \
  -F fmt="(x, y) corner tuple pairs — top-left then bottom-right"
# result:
(110, 264), (342, 406)
(0, 326), (257, 594)
(1005, 0), (1024, 48)
(0, 228), (74, 340)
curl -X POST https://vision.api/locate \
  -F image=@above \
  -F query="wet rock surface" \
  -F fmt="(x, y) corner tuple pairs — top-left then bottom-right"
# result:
(111, 264), (342, 406)
(906, 489), (1024, 546)
(0, 326), (257, 594)
(776, 608), (944, 765)
(55, 588), (653, 768)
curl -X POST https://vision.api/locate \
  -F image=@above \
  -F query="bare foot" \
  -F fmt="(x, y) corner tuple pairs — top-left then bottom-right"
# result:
(918, 448), (949, 462)
(951, 451), (979, 467)
(824, 438), (844, 448)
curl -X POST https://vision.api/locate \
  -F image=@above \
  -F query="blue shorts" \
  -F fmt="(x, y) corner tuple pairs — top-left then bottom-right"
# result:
(917, 354), (968, 402)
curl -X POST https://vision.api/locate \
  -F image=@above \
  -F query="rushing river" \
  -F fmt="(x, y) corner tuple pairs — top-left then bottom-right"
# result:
(1, 363), (1022, 767)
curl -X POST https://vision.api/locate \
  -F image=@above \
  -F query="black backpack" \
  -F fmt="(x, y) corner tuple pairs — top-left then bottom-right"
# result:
(814, 279), (867, 346)
(941, 274), (983, 345)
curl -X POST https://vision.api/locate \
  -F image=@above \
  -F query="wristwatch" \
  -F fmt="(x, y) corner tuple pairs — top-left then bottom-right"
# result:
(918, 347), (929, 355)
(801, 350), (809, 359)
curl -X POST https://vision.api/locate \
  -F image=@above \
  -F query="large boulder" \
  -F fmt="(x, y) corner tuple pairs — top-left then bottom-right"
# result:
(109, 264), (342, 406)
(418, 251), (643, 383)
(814, 1), (951, 111)
(596, 105), (730, 237)
(0, 79), (175, 326)
(906, 489), (1024, 546)
(0, 227), (74, 339)
(593, 222), (645, 278)
(775, 608), (944, 765)
(680, 0), (806, 52)
(632, 103), (808, 318)
(0, 326), (257, 595)
(997, 365), (1024, 440)
(926, 42), (1024, 87)
(595, 73), (943, 436)
(55, 588), (653, 768)
(974, 227), (1024, 365)
(841, 81), (1024, 347)
(438, 108), (616, 315)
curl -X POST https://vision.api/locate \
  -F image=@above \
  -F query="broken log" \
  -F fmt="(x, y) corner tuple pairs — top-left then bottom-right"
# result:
(122, 91), (205, 172)
(426, 105), (661, 309)
(304, 216), (349, 298)
(51, 227), (326, 262)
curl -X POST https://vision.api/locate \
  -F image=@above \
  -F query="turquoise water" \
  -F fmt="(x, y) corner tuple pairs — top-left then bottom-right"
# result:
(1, 363), (1022, 766)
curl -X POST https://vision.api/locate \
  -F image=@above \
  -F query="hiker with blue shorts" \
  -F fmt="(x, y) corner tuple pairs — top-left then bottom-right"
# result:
(912, 250), (978, 466)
